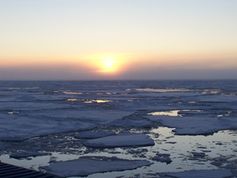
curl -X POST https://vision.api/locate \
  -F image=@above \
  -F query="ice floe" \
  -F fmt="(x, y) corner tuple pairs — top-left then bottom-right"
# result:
(148, 116), (237, 135)
(83, 133), (155, 148)
(84, 99), (111, 104)
(63, 91), (82, 95)
(66, 98), (78, 102)
(148, 110), (180, 117)
(42, 156), (152, 177)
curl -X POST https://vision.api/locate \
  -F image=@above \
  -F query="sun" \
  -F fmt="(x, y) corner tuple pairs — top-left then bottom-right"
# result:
(85, 53), (126, 75)
(100, 57), (118, 73)
(103, 57), (114, 68)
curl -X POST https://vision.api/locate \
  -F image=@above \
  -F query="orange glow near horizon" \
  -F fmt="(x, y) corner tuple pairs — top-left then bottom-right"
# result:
(84, 53), (129, 76)
(1, 52), (237, 71)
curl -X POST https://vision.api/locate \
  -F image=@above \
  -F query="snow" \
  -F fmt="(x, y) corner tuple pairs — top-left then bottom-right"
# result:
(162, 169), (232, 178)
(83, 133), (155, 148)
(148, 110), (180, 117)
(148, 116), (237, 135)
(42, 156), (152, 177)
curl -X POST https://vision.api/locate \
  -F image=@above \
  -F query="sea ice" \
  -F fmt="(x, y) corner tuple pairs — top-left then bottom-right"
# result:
(10, 151), (51, 159)
(83, 99), (111, 104)
(109, 117), (154, 128)
(148, 110), (180, 117)
(75, 130), (115, 139)
(42, 156), (152, 177)
(152, 153), (172, 164)
(135, 88), (191, 93)
(148, 116), (237, 135)
(211, 156), (237, 175)
(0, 116), (95, 141)
(197, 95), (237, 102)
(0, 101), (70, 111)
(83, 133), (155, 148)
(191, 152), (206, 158)
(63, 91), (82, 95)
(28, 110), (131, 123)
(162, 169), (232, 178)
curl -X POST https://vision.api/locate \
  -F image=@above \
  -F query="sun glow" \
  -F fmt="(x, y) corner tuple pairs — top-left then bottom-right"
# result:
(85, 53), (129, 76)
(100, 57), (117, 73)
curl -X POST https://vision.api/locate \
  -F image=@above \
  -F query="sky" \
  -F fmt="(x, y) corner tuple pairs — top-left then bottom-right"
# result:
(0, 0), (237, 80)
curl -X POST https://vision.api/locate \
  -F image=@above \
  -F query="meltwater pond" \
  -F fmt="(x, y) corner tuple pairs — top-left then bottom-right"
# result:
(0, 80), (237, 178)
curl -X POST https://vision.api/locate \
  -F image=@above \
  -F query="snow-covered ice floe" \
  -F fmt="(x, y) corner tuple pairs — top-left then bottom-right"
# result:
(42, 156), (152, 177)
(148, 115), (237, 135)
(148, 110), (180, 117)
(161, 169), (232, 178)
(83, 133), (155, 148)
